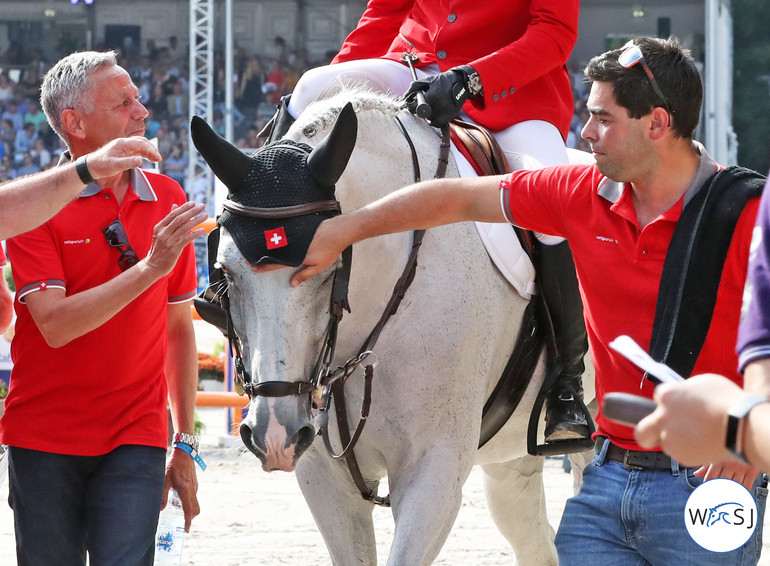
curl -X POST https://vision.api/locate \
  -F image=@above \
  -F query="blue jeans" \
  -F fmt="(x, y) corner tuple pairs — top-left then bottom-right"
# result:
(8, 444), (166, 566)
(556, 439), (767, 565)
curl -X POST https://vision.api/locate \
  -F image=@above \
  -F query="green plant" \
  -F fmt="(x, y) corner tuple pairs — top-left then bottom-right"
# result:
(194, 411), (205, 436)
(4, 265), (14, 293)
(0, 380), (8, 399)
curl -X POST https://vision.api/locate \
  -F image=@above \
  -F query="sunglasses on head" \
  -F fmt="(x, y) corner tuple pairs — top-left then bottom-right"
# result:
(102, 219), (139, 271)
(618, 40), (672, 115)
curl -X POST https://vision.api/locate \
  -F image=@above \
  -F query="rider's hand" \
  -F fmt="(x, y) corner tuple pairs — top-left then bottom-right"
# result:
(405, 65), (480, 128)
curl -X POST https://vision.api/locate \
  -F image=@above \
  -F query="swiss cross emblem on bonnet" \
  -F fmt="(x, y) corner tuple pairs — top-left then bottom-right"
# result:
(265, 227), (288, 250)
(189, 103), (358, 267)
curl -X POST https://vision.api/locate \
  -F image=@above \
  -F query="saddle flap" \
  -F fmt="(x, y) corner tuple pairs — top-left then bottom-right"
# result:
(449, 119), (510, 177)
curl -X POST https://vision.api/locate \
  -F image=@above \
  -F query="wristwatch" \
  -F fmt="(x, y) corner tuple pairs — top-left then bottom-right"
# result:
(725, 395), (769, 465)
(465, 69), (483, 97)
(174, 432), (200, 452)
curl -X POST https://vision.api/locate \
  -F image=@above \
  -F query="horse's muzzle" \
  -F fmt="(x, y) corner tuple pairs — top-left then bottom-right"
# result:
(239, 419), (316, 472)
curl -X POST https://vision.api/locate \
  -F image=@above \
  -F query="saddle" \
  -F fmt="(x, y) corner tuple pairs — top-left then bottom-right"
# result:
(450, 120), (537, 299)
(449, 119), (510, 178)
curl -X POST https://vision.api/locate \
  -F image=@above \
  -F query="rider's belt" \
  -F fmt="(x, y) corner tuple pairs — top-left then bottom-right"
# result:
(596, 436), (672, 471)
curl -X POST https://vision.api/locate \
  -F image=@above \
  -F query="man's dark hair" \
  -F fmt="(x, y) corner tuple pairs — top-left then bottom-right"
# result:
(585, 36), (702, 139)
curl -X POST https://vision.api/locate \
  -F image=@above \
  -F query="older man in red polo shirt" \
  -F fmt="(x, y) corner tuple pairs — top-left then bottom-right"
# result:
(1, 51), (207, 565)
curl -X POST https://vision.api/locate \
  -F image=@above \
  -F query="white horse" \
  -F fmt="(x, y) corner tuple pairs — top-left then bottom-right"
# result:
(191, 89), (594, 565)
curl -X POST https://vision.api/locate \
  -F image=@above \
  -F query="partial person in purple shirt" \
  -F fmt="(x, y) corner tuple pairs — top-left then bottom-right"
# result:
(636, 176), (770, 471)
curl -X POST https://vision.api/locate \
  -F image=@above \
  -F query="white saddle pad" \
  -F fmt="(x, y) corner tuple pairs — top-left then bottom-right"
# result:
(448, 144), (536, 300)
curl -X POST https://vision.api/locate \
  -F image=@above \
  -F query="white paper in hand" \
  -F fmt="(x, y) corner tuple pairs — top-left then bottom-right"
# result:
(609, 335), (685, 384)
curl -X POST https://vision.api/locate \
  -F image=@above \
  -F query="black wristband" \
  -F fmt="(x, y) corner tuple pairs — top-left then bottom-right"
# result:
(75, 155), (94, 185)
(725, 395), (769, 464)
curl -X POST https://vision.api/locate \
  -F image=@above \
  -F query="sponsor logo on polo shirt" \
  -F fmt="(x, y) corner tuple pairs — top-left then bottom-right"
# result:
(63, 238), (91, 245)
(595, 235), (618, 244)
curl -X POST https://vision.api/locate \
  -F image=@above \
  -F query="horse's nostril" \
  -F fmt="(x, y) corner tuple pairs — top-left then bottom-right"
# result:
(239, 422), (267, 463)
(293, 424), (316, 458)
(239, 422), (251, 446)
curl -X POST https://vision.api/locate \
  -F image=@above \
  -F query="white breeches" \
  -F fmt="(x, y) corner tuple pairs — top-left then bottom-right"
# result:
(288, 58), (569, 168)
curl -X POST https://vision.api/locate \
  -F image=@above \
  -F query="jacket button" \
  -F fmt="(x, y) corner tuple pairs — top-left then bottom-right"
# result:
(437, 50), (447, 60)
(509, 87), (516, 95)
(447, 13), (457, 23)
(493, 94), (499, 102)
(501, 90), (507, 98)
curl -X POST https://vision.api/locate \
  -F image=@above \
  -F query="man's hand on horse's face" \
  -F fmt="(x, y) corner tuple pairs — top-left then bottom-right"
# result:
(250, 263), (285, 274)
(250, 261), (328, 288)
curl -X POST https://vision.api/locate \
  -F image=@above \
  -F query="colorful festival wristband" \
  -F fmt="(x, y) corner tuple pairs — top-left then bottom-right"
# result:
(173, 441), (207, 470)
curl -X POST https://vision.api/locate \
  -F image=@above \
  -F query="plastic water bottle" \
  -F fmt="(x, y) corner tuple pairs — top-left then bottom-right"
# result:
(153, 488), (185, 565)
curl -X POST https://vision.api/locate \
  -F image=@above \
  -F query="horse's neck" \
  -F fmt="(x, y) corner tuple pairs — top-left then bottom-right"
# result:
(338, 110), (457, 209)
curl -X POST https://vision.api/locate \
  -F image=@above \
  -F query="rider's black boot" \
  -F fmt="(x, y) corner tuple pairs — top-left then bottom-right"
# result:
(536, 239), (591, 443)
(258, 95), (295, 144)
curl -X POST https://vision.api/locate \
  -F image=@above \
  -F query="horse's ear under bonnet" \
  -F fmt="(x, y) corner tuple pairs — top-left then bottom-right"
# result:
(190, 102), (358, 266)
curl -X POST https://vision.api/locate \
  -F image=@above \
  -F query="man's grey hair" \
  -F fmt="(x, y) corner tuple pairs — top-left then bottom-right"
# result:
(40, 50), (118, 143)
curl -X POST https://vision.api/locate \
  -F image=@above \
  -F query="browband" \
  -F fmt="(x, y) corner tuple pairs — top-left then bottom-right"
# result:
(222, 199), (341, 219)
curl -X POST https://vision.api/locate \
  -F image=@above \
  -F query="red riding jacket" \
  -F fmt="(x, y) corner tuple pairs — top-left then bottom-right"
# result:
(333, 0), (579, 138)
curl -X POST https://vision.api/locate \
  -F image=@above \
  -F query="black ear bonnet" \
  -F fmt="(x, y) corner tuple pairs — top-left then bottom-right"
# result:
(190, 103), (358, 267)
(219, 140), (337, 267)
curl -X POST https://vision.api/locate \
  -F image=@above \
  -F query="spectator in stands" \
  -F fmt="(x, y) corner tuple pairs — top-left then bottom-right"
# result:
(268, 36), (290, 65)
(0, 72), (15, 104)
(166, 80), (188, 117)
(145, 81), (169, 121)
(1, 118), (16, 153)
(13, 122), (37, 160)
(30, 137), (51, 169)
(136, 76), (151, 105)
(37, 121), (58, 154)
(153, 121), (173, 157)
(167, 35), (184, 67)
(145, 107), (162, 139)
(162, 142), (188, 188)
(24, 99), (47, 132)
(264, 59), (283, 105)
(15, 152), (40, 177)
(211, 108), (226, 137)
(1, 155), (15, 180)
(236, 56), (264, 122)
(2, 100), (24, 132)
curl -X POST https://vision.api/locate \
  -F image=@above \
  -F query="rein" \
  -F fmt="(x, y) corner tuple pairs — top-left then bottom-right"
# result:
(214, 113), (450, 507)
(315, 118), (449, 506)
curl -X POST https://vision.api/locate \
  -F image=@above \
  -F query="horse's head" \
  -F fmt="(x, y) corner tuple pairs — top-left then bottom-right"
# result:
(191, 104), (357, 471)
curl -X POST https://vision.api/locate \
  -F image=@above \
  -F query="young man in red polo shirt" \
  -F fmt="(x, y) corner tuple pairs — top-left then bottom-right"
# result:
(1, 51), (207, 565)
(275, 36), (766, 565)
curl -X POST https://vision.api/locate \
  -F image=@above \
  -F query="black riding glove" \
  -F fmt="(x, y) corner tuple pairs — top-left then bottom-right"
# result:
(405, 65), (480, 128)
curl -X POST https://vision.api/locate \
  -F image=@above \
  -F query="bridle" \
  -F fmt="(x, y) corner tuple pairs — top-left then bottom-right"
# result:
(197, 116), (451, 506)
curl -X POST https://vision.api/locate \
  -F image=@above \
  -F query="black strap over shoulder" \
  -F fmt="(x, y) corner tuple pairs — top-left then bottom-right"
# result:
(649, 166), (766, 378)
